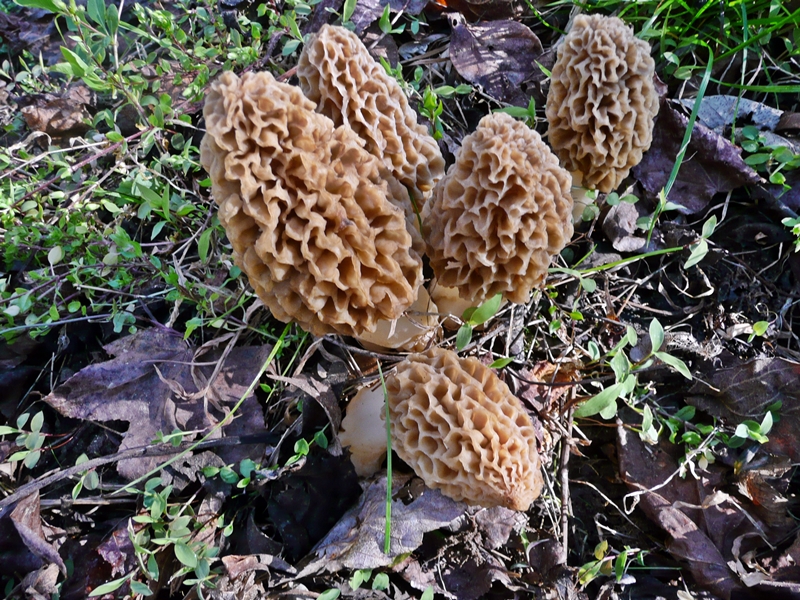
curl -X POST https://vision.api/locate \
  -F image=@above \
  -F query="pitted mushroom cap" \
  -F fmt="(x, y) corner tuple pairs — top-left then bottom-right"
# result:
(386, 347), (543, 511)
(423, 112), (573, 305)
(546, 14), (659, 193)
(298, 24), (445, 206)
(200, 71), (423, 337)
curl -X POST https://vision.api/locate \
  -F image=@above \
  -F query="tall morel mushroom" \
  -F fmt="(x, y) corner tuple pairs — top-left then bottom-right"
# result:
(546, 14), (659, 193)
(200, 71), (423, 337)
(423, 112), (573, 305)
(298, 24), (445, 206)
(386, 347), (543, 511)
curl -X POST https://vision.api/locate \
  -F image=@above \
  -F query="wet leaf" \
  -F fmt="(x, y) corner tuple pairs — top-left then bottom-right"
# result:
(633, 99), (761, 214)
(449, 16), (543, 106)
(681, 95), (783, 133)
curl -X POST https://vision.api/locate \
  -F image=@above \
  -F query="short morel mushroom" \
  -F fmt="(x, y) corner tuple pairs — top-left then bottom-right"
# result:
(546, 14), (659, 193)
(200, 71), (423, 337)
(423, 112), (573, 305)
(298, 24), (445, 206)
(386, 347), (543, 511)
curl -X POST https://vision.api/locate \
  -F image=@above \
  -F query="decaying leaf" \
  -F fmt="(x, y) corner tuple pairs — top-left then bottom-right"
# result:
(687, 356), (800, 462)
(633, 99), (761, 214)
(5, 492), (66, 576)
(298, 474), (465, 575)
(682, 95), (783, 133)
(20, 85), (92, 137)
(616, 422), (744, 599)
(602, 201), (647, 252)
(349, 0), (428, 35)
(44, 328), (270, 481)
(449, 15), (543, 106)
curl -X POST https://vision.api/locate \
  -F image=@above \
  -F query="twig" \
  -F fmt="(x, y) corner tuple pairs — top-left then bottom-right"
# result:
(559, 403), (574, 565)
(0, 433), (278, 516)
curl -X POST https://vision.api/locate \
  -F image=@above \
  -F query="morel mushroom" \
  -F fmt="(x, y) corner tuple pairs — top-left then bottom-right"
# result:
(386, 347), (543, 511)
(298, 24), (445, 206)
(546, 14), (659, 193)
(423, 112), (573, 305)
(200, 71), (423, 337)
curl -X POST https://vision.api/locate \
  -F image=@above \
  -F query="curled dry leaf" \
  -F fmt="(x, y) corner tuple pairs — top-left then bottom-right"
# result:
(3, 492), (66, 576)
(449, 15), (544, 106)
(633, 99), (761, 214)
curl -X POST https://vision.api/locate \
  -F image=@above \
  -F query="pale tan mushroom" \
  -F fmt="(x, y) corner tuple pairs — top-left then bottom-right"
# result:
(298, 24), (445, 206)
(339, 385), (387, 477)
(546, 14), (659, 193)
(423, 112), (573, 306)
(355, 286), (440, 352)
(200, 71), (423, 337)
(386, 347), (543, 511)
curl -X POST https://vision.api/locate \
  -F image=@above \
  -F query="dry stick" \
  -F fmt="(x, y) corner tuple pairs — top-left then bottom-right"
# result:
(0, 433), (277, 516)
(559, 403), (575, 566)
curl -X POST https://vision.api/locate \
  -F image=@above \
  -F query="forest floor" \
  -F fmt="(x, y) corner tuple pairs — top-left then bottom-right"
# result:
(1, 0), (800, 598)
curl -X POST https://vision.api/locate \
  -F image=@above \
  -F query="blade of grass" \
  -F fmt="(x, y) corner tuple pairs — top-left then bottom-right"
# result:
(377, 361), (392, 555)
(646, 41), (714, 244)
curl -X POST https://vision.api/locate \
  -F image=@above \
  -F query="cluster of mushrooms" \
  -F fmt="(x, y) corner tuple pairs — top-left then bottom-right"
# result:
(200, 16), (659, 512)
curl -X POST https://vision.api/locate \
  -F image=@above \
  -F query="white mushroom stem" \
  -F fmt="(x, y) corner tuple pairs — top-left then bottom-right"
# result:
(338, 385), (388, 477)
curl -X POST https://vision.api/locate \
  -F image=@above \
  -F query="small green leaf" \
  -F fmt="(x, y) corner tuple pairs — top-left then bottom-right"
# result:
(489, 357), (514, 369)
(701, 215), (718, 238)
(760, 410), (774, 435)
(318, 589), (341, 600)
(88, 574), (131, 596)
(674, 406), (695, 421)
(174, 543), (198, 568)
(130, 581), (153, 595)
(469, 293), (502, 325)
(574, 383), (623, 418)
(294, 438), (310, 457)
(655, 352), (692, 380)
(684, 239), (708, 269)
(456, 323), (472, 351)
(752, 321), (769, 336)
(48, 246), (64, 266)
(372, 573), (390, 591)
(198, 228), (213, 262)
(420, 587), (434, 600)
(649, 318), (664, 353)
(0, 426), (18, 435)
(23, 450), (41, 469)
(580, 277), (597, 293)
(30, 411), (44, 433)
(615, 550), (628, 581)
(15, 0), (63, 12)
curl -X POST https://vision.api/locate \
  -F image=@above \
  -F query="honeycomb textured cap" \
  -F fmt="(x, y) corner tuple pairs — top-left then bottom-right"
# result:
(423, 112), (573, 305)
(546, 14), (659, 193)
(298, 24), (445, 205)
(200, 71), (423, 337)
(386, 347), (543, 511)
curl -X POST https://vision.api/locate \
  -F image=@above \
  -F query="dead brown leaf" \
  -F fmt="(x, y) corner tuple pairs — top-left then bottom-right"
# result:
(44, 328), (270, 481)
(633, 99), (761, 214)
(298, 474), (465, 575)
(687, 356), (800, 462)
(449, 15), (543, 106)
(20, 85), (92, 137)
(7, 492), (66, 576)
(617, 420), (745, 599)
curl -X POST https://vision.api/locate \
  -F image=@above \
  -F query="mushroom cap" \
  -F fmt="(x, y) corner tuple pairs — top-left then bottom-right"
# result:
(200, 71), (423, 337)
(298, 24), (445, 206)
(546, 14), (659, 193)
(386, 347), (543, 511)
(423, 112), (573, 305)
